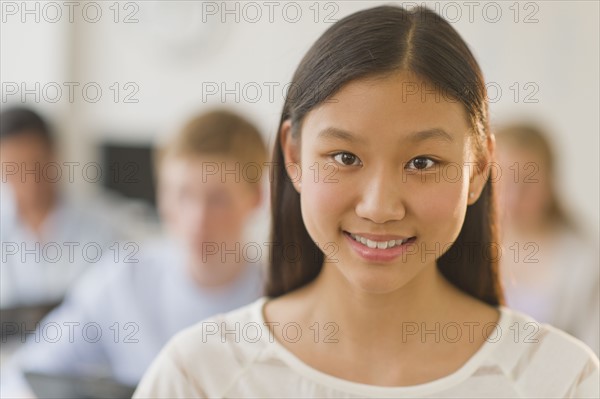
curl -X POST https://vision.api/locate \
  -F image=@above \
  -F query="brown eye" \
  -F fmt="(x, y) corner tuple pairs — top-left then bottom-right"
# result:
(408, 157), (435, 170)
(333, 152), (361, 166)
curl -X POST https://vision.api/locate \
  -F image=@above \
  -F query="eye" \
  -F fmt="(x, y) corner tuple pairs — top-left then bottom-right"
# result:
(406, 157), (437, 170)
(332, 152), (362, 166)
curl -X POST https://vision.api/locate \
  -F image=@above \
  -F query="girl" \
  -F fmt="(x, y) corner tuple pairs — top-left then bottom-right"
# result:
(134, 5), (599, 398)
(496, 124), (599, 355)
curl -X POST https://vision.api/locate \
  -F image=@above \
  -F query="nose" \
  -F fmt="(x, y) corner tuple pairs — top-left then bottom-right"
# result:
(185, 201), (211, 233)
(355, 166), (407, 224)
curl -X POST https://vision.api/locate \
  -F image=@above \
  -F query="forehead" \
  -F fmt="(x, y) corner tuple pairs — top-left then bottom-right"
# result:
(302, 71), (471, 144)
(0, 130), (51, 152)
(159, 156), (245, 188)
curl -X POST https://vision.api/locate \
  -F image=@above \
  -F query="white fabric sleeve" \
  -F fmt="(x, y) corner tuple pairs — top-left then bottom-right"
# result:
(572, 356), (600, 398)
(133, 339), (207, 399)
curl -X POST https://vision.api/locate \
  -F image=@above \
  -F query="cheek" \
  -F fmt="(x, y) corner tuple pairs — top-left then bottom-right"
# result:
(221, 206), (246, 230)
(211, 201), (251, 236)
(300, 172), (349, 242)
(527, 181), (550, 206)
(411, 179), (468, 244)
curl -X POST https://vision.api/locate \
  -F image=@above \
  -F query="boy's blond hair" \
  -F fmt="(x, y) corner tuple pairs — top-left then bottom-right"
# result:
(156, 110), (268, 188)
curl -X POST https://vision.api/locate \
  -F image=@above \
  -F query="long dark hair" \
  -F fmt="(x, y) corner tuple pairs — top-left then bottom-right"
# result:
(267, 5), (504, 306)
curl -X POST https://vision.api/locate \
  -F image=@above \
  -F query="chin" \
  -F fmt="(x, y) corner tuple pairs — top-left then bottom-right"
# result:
(336, 263), (422, 295)
(186, 248), (210, 265)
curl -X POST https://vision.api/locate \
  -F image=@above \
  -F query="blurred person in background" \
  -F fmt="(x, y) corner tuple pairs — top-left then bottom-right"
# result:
(0, 109), (268, 397)
(0, 107), (124, 311)
(496, 123), (599, 355)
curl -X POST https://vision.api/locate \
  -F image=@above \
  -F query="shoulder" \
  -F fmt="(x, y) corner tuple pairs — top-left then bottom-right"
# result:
(489, 306), (599, 397)
(137, 298), (270, 397)
(66, 242), (175, 306)
(166, 297), (268, 362)
(58, 194), (144, 243)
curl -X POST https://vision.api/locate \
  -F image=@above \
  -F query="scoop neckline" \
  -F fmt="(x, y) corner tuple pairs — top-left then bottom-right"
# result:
(253, 297), (509, 397)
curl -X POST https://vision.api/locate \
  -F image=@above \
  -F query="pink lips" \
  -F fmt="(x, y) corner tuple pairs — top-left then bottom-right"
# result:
(343, 231), (416, 263)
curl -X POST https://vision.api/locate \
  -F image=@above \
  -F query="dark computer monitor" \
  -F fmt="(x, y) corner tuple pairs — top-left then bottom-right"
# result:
(1, 302), (61, 341)
(99, 143), (157, 208)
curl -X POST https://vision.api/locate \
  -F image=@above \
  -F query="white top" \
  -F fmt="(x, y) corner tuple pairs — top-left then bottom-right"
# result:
(135, 297), (600, 398)
(501, 227), (600, 355)
(1, 240), (264, 396)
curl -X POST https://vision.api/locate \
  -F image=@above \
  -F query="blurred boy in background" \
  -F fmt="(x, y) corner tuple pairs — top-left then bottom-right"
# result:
(1, 107), (124, 310)
(1, 109), (268, 397)
(496, 123), (599, 355)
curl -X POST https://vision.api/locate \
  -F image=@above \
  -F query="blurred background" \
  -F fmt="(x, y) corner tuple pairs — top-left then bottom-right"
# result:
(2, 0), (598, 235)
(1, 1), (599, 397)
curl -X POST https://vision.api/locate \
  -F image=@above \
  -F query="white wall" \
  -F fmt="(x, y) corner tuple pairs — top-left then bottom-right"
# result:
(2, 0), (598, 240)
(0, 0), (72, 152)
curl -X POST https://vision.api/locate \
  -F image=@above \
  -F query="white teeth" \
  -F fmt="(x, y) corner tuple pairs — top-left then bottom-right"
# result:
(349, 233), (408, 249)
(377, 241), (388, 249)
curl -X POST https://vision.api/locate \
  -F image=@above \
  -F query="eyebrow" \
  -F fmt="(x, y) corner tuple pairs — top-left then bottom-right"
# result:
(317, 127), (365, 144)
(317, 127), (454, 144)
(406, 128), (454, 144)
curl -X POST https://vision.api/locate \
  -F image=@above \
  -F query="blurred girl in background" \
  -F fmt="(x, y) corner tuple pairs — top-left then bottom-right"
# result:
(496, 123), (599, 355)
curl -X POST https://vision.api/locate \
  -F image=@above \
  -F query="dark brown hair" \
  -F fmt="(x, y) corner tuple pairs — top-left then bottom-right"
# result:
(267, 5), (504, 306)
(0, 106), (54, 148)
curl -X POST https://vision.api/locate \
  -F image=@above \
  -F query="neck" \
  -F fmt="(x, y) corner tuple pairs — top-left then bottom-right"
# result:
(302, 260), (471, 349)
(18, 189), (56, 238)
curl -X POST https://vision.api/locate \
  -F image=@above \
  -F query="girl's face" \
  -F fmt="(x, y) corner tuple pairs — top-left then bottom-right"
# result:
(282, 71), (490, 294)
(496, 145), (551, 231)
